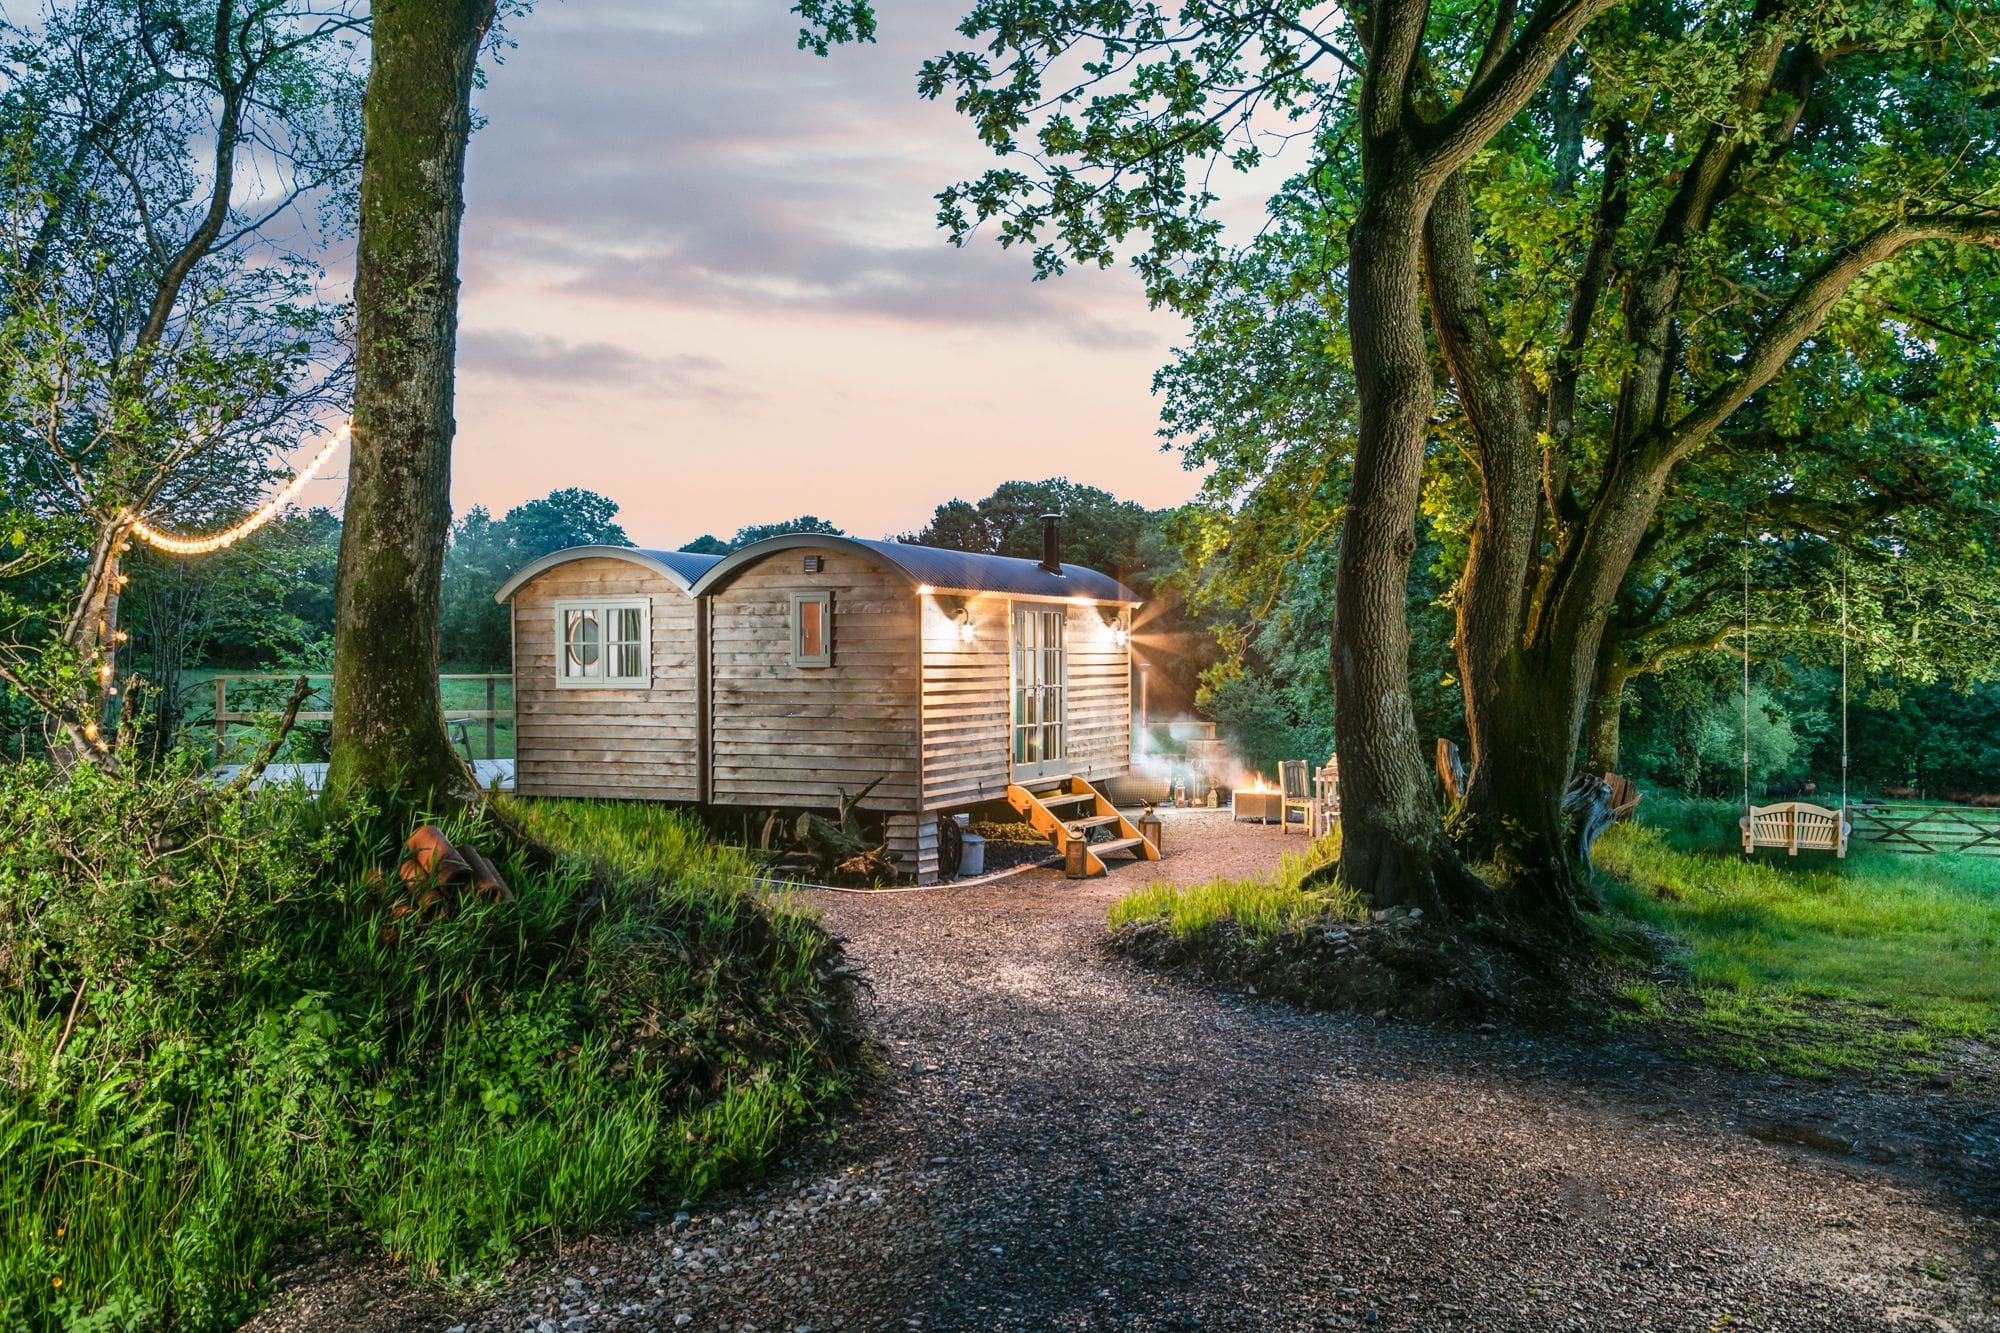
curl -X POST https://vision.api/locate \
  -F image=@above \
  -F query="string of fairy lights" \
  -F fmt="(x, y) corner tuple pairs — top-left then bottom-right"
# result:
(77, 422), (349, 752)
(125, 420), (350, 556)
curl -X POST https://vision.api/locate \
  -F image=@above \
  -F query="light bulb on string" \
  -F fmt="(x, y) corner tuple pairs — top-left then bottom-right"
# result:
(127, 420), (350, 557)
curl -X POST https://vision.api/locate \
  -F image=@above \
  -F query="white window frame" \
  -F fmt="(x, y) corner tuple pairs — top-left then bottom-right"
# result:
(554, 598), (651, 688)
(790, 590), (833, 668)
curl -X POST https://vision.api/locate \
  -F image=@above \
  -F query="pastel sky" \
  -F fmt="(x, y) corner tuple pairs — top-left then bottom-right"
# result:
(312, 0), (1232, 548)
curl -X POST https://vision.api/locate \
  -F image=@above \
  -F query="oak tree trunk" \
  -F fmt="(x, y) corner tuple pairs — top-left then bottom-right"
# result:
(328, 0), (495, 807)
(1452, 457), (1666, 919)
(1331, 169), (1493, 924)
(1581, 640), (1630, 776)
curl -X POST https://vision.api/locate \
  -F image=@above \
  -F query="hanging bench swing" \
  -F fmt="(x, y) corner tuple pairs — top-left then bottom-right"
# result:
(1739, 541), (1851, 858)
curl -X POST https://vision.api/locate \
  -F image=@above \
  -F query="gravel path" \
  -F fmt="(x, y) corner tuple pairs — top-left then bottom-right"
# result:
(253, 810), (1998, 1332)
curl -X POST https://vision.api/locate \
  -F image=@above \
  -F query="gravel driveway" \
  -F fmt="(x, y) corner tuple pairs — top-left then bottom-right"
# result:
(254, 810), (1998, 1332)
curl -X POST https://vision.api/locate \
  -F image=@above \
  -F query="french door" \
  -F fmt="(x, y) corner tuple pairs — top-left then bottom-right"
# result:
(1011, 605), (1068, 780)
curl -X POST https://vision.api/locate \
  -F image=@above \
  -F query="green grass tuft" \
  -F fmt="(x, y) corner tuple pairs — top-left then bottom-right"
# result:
(1107, 833), (1359, 940)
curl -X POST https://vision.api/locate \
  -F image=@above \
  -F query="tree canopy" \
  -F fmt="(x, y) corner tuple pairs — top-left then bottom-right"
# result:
(0, 0), (363, 763)
(904, 0), (2000, 920)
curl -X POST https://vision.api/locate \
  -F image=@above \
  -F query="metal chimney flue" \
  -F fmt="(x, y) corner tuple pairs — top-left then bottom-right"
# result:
(1039, 513), (1063, 575)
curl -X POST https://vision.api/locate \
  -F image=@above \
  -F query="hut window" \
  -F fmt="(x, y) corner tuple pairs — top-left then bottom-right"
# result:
(790, 591), (832, 667)
(556, 599), (650, 687)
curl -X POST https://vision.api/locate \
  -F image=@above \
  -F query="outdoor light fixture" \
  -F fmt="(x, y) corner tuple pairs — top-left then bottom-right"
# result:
(956, 608), (976, 643)
(1112, 623), (1130, 649)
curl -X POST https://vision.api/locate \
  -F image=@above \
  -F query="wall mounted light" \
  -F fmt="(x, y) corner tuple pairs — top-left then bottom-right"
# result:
(1112, 623), (1130, 649)
(956, 608), (976, 644)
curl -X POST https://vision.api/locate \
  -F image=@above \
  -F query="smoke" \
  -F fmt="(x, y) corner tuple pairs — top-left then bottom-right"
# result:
(1131, 715), (1270, 799)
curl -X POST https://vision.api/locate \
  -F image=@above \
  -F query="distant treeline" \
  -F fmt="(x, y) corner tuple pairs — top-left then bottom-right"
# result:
(12, 479), (1995, 796)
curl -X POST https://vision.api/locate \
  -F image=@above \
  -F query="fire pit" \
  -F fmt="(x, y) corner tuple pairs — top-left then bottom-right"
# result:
(1232, 780), (1283, 824)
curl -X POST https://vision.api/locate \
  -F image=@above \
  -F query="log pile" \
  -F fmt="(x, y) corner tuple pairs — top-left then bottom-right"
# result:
(370, 823), (514, 943)
(755, 779), (899, 886)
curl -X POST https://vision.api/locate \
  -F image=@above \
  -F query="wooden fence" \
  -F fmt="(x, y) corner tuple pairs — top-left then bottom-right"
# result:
(212, 673), (512, 761)
(1848, 802), (2000, 857)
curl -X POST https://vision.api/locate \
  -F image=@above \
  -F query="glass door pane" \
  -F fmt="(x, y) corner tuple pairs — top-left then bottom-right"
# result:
(564, 608), (601, 679)
(1011, 605), (1068, 779)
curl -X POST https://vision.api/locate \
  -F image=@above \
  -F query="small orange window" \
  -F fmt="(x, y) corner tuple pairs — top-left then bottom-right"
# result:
(799, 600), (823, 656)
(790, 591), (832, 666)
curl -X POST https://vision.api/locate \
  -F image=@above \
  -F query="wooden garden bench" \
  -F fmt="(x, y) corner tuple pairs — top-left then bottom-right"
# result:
(1741, 801), (1849, 858)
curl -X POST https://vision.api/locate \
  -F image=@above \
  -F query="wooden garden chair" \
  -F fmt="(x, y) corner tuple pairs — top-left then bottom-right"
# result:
(1605, 773), (1642, 822)
(1312, 755), (1341, 837)
(1279, 759), (1313, 834)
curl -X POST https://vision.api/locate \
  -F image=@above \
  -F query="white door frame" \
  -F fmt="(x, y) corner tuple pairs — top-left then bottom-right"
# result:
(1009, 602), (1069, 781)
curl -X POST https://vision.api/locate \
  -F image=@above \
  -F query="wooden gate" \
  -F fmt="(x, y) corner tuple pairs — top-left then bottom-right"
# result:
(1848, 803), (2000, 856)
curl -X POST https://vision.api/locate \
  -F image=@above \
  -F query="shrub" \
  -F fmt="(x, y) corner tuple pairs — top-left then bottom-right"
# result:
(0, 764), (856, 1329)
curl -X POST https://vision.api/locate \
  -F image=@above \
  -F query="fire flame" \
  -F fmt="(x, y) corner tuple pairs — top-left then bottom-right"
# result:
(1240, 775), (1279, 794)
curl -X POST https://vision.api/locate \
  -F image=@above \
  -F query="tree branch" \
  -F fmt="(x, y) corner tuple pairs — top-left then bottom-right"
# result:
(220, 674), (313, 795)
(1421, 0), (1621, 181)
(1661, 215), (2000, 462)
(134, 0), (246, 352)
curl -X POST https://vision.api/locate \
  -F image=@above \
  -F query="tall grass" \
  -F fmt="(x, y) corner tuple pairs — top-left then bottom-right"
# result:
(1595, 794), (2000, 1075)
(0, 768), (855, 1329)
(1108, 833), (1359, 940)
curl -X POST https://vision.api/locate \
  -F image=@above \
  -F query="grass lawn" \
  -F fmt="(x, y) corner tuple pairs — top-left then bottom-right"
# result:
(1106, 792), (1998, 1082)
(1107, 836), (1357, 939)
(1594, 794), (2000, 1081)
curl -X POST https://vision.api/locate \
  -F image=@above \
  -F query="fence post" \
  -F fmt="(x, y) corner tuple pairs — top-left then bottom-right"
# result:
(485, 675), (496, 759)
(214, 676), (227, 762)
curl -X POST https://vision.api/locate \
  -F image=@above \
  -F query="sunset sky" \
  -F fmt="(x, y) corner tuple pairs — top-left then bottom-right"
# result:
(313, 0), (1241, 548)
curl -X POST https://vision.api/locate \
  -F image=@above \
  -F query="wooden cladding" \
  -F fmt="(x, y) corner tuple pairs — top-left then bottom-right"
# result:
(707, 549), (919, 811)
(512, 558), (700, 802)
(918, 594), (1131, 809)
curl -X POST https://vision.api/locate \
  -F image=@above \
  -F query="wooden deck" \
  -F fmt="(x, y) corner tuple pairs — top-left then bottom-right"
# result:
(210, 759), (515, 792)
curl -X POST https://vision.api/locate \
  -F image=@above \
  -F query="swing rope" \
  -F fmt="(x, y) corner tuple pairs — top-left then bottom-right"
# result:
(1840, 553), (1849, 816)
(1740, 523), (1854, 816)
(1739, 526), (1856, 859)
(1742, 520), (1752, 816)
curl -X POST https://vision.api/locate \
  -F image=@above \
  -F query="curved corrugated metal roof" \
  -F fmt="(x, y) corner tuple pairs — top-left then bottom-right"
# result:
(492, 545), (722, 602)
(688, 534), (1139, 603)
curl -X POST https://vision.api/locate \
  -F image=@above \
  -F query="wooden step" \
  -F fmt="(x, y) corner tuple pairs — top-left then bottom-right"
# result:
(1005, 778), (1162, 879)
(1065, 814), (1122, 832)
